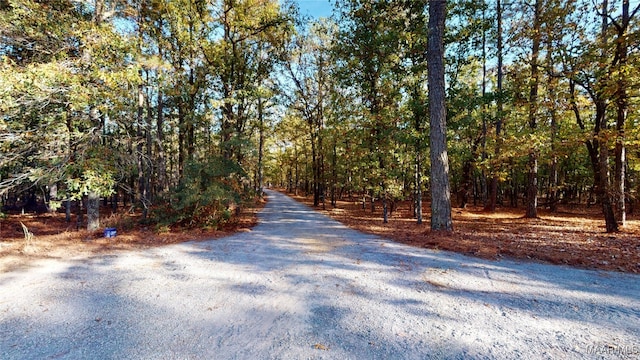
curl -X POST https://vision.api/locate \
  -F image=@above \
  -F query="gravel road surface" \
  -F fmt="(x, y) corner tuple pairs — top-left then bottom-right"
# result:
(1, 190), (639, 359)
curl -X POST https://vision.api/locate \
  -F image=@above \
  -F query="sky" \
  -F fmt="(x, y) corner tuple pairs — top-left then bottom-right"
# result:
(294, 0), (334, 19)
(292, 0), (640, 19)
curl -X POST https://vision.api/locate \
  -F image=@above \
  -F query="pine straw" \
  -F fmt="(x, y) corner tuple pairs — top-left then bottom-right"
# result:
(0, 199), (265, 271)
(3, 194), (639, 274)
(288, 192), (640, 273)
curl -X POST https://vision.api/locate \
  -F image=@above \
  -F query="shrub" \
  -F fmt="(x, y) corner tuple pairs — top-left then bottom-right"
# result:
(154, 157), (250, 229)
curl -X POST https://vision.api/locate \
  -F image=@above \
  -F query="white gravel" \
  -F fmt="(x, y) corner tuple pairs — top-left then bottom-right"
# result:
(1, 189), (639, 359)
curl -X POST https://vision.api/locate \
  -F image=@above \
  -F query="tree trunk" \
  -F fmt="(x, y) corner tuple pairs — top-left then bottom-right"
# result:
(294, 144), (299, 195)
(144, 73), (153, 206)
(526, 154), (538, 217)
(382, 188), (388, 224)
(370, 189), (375, 213)
(598, 134), (618, 232)
(156, 89), (167, 193)
(77, 196), (84, 231)
(480, 1), (488, 207)
(614, 119), (626, 226)
(460, 155), (473, 209)
(65, 110), (73, 223)
(570, 79), (602, 191)
(415, 145), (423, 224)
(48, 183), (58, 213)
(614, 0), (631, 226)
(87, 191), (100, 231)
(331, 139), (337, 207)
(257, 96), (265, 197)
(598, 0), (618, 232)
(428, 0), (453, 231)
(525, 0), (541, 219)
(310, 122), (319, 207)
(319, 127), (325, 210)
(66, 194), (71, 223)
(178, 104), (186, 178)
(187, 68), (196, 162)
(547, 38), (559, 212)
(410, 82), (425, 224)
(137, 71), (148, 219)
(486, 0), (503, 212)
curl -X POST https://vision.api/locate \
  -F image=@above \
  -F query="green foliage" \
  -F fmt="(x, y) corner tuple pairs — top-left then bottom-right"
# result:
(62, 142), (121, 200)
(154, 157), (249, 229)
(48, 200), (63, 212)
(66, 168), (116, 200)
(0, 0), (135, 200)
(1, 0), (638, 233)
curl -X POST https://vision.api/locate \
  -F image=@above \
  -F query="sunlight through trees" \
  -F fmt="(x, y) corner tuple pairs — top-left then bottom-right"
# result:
(1, 0), (638, 233)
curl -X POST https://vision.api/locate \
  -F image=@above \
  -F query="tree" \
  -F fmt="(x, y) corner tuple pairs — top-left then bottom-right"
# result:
(335, 0), (405, 222)
(397, 0), (429, 223)
(0, 0), (135, 230)
(443, 0), (493, 210)
(2, 0), (638, 238)
(611, 0), (639, 226)
(428, 0), (453, 231)
(1, 0), (283, 231)
(282, 19), (333, 206)
(486, 0), (505, 212)
(210, 0), (291, 164)
(525, 0), (542, 218)
(558, 0), (628, 232)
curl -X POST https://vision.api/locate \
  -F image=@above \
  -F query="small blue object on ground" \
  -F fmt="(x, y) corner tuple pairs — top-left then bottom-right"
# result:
(104, 228), (117, 238)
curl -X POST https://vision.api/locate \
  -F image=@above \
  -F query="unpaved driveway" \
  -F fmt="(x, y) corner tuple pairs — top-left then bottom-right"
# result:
(1, 190), (639, 359)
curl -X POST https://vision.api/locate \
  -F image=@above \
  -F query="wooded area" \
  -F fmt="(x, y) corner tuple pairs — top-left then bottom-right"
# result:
(1, 0), (639, 239)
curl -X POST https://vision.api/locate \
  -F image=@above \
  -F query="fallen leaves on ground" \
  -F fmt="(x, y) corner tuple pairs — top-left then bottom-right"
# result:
(0, 200), (265, 271)
(3, 193), (639, 274)
(287, 192), (640, 274)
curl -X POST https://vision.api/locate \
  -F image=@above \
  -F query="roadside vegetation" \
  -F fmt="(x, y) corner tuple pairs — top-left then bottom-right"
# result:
(1, 1), (638, 268)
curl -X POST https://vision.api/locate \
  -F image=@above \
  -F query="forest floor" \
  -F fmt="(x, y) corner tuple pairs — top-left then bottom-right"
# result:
(2, 192), (639, 274)
(0, 199), (265, 272)
(286, 191), (640, 273)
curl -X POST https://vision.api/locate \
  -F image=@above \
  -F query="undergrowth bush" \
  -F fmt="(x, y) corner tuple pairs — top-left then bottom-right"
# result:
(102, 212), (137, 231)
(153, 157), (251, 230)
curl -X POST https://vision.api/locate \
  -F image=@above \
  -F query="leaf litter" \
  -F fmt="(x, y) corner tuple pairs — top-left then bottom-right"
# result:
(288, 193), (640, 273)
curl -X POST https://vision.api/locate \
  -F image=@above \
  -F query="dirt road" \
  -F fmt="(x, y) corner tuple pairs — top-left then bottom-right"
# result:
(1, 190), (638, 359)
